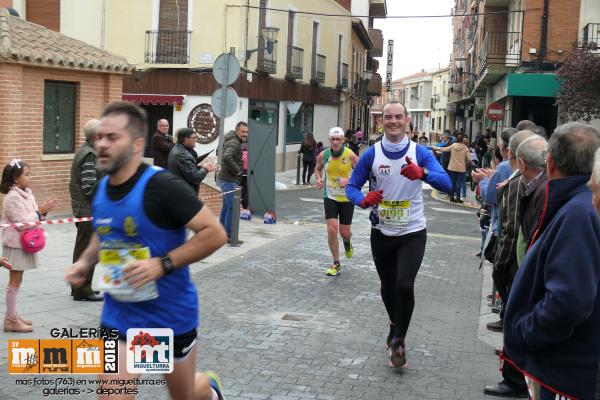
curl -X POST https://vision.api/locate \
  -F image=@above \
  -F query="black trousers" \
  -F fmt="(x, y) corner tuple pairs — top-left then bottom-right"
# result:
(71, 221), (95, 297)
(371, 228), (427, 339)
(241, 175), (249, 209)
(302, 161), (315, 184)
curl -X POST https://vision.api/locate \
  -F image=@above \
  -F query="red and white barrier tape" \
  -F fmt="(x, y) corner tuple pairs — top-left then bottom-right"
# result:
(0, 187), (242, 228)
(0, 217), (93, 228)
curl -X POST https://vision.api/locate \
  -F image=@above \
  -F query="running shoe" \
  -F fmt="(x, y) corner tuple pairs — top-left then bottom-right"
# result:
(386, 323), (394, 349)
(389, 338), (407, 368)
(343, 240), (353, 259)
(204, 370), (226, 400)
(326, 263), (341, 276)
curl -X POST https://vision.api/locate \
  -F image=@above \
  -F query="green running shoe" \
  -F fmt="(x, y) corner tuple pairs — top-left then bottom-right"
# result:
(343, 240), (353, 259)
(204, 370), (225, 400)
(326, 263), (341, 276)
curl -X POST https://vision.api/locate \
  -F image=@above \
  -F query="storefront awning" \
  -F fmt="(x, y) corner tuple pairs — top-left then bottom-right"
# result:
(122, 94), (184, 106)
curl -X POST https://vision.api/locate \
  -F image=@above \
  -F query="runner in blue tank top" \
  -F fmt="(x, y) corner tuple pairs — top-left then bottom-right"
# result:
(66, 102), (228, 400)
(346, 101), (451, 369)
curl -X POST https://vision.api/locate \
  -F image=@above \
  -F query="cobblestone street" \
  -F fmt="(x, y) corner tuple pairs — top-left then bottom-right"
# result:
(0, 193), (501, 399)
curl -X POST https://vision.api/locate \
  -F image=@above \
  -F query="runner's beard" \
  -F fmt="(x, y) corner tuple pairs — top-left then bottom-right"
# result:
(99, 145), (134, 175)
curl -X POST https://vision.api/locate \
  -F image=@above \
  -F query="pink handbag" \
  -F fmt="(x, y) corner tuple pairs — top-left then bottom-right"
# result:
(20, 228), (45, 253)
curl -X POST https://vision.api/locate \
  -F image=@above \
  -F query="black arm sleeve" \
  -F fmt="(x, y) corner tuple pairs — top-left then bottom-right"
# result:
(144, 171), (204, 230)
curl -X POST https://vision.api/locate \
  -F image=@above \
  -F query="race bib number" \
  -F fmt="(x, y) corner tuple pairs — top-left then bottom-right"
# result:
(377, 200), (411, 226)
(97, 247), (158, 302)
(327, 181), (346, 197)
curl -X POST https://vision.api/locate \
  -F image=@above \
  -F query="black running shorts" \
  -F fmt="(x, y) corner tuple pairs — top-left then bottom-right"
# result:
(323, 197), (355, 225)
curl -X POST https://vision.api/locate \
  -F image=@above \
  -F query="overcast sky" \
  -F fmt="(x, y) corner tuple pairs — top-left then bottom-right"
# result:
(374, 0), (454, 80)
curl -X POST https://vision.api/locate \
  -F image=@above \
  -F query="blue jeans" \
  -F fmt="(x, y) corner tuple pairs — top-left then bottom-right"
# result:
(448, 171), (466, 199)
(217, 179), (238, 238)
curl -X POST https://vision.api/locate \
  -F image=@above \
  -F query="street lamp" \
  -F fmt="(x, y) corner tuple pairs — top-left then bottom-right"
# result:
(246, 26), (280, 60)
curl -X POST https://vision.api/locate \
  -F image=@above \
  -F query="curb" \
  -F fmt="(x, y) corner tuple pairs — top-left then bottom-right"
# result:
(431, 188), (479, 209)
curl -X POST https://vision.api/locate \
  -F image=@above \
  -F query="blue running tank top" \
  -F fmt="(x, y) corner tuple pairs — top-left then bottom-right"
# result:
(93, 166), (198, 335)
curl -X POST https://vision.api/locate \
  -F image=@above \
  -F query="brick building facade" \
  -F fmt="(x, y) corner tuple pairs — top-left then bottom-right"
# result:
(0, 8), (132, 215)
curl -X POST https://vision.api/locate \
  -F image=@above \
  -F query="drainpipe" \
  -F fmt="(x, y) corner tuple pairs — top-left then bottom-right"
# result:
(538, 0), (549, 70)
(100, 0), (107, 49)
(244, 0), (250, 69)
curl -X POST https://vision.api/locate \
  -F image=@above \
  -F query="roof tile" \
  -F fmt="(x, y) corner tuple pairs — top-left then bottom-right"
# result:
(0, 7), (132, 73)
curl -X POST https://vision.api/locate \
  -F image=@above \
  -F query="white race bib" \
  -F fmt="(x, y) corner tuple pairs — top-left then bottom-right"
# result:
(377, 200), (411, 227)
(97, 247), (159, 302)
(327, 181), (346, 196)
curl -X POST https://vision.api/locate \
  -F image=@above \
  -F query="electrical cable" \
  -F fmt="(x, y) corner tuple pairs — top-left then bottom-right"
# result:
(232, 4), (535, 19)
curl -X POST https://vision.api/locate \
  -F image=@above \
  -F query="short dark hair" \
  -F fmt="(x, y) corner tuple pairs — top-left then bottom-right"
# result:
(532, 125), (548, 139)
(177, 128), (195, 144)
(549, 122), (600, 176)
(516, 120), (536, 131)
(101, 101), (148, 139)
(383, 101), (408, 117)
(500, 127), (518, 148)
(235, 121), (248, 131)
(0, 161), (29, 194)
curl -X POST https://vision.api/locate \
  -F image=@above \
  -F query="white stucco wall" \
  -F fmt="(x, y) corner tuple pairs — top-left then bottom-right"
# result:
(173, 95), (249, 157)
(313, 104), (341, 145)
(579, 0), (600, 33)
(61, 0), (104, 48)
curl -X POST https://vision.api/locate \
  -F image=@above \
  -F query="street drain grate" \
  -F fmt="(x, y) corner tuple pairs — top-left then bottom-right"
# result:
(281, 313), (313, 321)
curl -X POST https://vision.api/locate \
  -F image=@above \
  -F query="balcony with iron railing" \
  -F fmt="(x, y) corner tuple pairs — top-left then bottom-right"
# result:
(145, 30), (191, 64)
(311, 53), (326, 85)
(257, 42), (278, 74)
(285, 46), (303, 80)
(366, 73), (382, 96)
(368, 28), (384, 57)
(448, 79), (474, 103)
(352, 73), (361, 94)
(337, 63), (349, 89)
(583, 23), (600, 46)
(478, 31), (521, 75)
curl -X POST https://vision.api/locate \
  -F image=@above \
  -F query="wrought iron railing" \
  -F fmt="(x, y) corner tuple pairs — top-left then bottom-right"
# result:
(285, 46), (303, 80)
(337, 62), (349, 89)
(311, 53), (326, 84)
(145, 30), (191, 64)
(583, 23), (600, 46)
(257, 42), (277, 74)
(478, 31), (521, 74)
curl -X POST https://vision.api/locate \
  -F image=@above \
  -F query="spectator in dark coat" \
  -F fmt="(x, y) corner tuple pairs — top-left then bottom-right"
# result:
(168, 128), (217, 194)
(298, 133), (317, 185)
(151, 119), (173, 168)
(504, 123), (600, 400)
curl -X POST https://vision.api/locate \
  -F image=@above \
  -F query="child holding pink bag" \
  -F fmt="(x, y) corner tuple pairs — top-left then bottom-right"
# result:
(1, 159), (56, 332)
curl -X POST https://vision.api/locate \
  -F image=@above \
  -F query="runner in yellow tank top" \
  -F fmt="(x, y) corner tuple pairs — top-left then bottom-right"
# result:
(322, 146), (354, 202)
(315, 127), (358, 276)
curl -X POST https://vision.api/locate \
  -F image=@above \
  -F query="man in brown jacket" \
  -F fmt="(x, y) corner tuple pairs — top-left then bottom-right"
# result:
(151, 119), (173, 168)
(433, 135), (471, 203)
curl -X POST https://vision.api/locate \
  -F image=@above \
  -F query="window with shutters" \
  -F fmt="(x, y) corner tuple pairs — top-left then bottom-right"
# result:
(43, 81), (77, 154)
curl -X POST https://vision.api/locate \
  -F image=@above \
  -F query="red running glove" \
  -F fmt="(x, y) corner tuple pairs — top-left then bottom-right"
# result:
(400, 156), (424, 181)
(359, 190), (384, 208)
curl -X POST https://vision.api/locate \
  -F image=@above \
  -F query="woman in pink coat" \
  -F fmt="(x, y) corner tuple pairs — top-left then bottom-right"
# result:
(1, 159), (56, 332)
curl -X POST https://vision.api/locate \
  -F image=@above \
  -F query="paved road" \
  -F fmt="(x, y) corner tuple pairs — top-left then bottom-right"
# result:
(0, 186), (501, 400)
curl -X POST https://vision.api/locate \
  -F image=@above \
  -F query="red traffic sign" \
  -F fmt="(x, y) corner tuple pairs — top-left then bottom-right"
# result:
(486, 102), (504, 121)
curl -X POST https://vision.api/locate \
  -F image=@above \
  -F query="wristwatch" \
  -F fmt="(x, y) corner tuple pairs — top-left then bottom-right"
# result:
(160, 255), (175, 275)
(422, 167), (429, 180)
